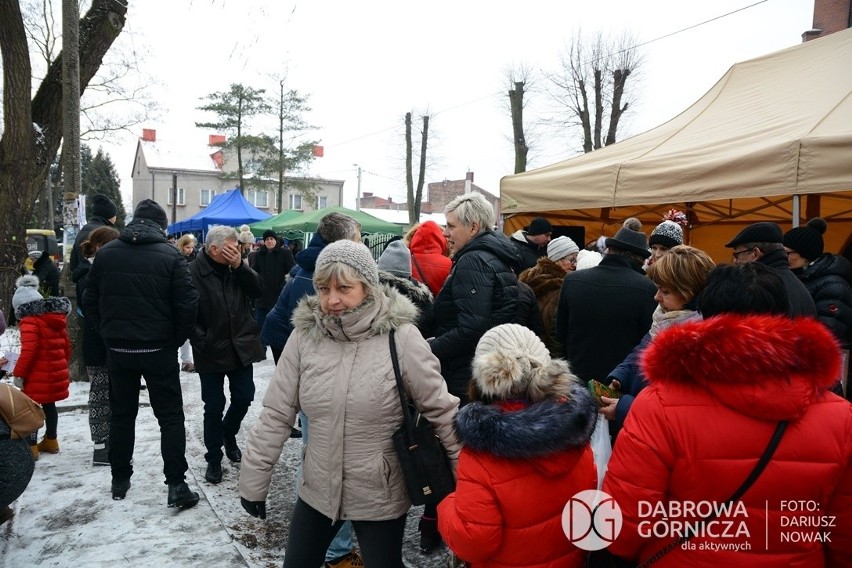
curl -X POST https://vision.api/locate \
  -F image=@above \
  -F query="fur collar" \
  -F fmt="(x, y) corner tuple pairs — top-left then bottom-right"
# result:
(15, 296), (71, 320)
(520, 257), (566, 296)
(292, 284), (418, 342)
(641, 314), (841, 421)
(454, 381), (596, 459)
(378, 271), (433, 305)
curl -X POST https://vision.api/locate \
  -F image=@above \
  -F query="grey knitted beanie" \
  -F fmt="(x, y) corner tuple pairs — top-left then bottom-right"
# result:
(316, 240), (379, 286)
(378, 240), (411, 278)
(12, 275), (43, 310)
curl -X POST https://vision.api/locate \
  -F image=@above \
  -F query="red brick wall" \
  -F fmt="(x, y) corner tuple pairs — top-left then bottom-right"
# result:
(804, 0), (851, 41)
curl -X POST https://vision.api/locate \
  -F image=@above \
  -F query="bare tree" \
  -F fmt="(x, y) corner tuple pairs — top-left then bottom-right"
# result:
(546, 31), (642, 153)
(0, 0), (127, 317)
(404, 112), (429, 226)
(504, 63), (537, 174)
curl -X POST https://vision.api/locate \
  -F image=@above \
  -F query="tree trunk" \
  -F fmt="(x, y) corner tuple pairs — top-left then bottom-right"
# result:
(606, 68), (630, 146)
(593, 68), (604, 150)
(405, 112), (415, 226)
(414, 115), (428, 222)
(578, 79), (593, 154)
(509, 82), (528, 174)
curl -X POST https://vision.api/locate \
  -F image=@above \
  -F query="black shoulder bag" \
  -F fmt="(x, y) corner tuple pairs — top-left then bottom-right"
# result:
(389, 329), (456, 505)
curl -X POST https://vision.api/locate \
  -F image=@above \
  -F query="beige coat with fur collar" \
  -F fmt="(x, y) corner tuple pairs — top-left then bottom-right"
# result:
(239, 286), (460, 521)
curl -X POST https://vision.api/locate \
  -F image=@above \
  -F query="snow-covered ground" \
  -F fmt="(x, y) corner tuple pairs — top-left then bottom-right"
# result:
(0, 339), (447, 568)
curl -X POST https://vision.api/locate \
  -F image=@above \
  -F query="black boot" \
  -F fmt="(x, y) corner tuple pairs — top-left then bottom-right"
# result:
(224, 437), (242, 463)
(419, 515), (442, 554)
(167, 482), (200, 509)
(205, 461), (223, 484)
(111, 478), (131, 500)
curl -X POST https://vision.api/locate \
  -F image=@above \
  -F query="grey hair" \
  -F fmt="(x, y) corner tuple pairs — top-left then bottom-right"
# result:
(313, 261), (380, 299)
(317, 212), (362, 244)
(205, 225), (239, 249)
(444, 192), (494, 233)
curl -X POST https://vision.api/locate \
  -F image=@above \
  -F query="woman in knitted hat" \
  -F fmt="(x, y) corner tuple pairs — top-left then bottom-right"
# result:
(519, 236), (580, 357)
(437, 323), (597, 567)
(239, 239), (460, 567)
(11, 275), (72, 460)
(599, 245), (715, 440)
(784, 218), (852, 379)
(647, 209), (687, 268)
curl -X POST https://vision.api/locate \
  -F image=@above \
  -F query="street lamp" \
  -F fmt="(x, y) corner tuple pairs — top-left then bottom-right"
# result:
(353, 164), (362, 211)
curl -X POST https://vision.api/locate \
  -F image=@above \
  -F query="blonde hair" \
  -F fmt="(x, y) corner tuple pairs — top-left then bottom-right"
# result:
(176, 234), (197, 250)
(646, 245), (715, 303)
(444, 192), (494, 233)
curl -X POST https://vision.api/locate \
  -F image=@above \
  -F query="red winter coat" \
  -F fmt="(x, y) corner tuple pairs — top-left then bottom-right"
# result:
(604, 314), (852, 567)
(409, 220), (451, 296)
(438, 382), (598, 568)
(13, 297), (71, 404)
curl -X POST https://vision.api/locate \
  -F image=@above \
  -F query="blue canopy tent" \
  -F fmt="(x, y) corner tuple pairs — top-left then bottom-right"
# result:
(167, 188), (272, 237)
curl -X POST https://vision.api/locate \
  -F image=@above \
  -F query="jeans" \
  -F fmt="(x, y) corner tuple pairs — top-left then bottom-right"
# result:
(199, 364), (255, 464)
(298, 412), (354, 562)
(107, 349), (189, 485)
(283, 498), (407, 568)
(254, 307), (270, 347)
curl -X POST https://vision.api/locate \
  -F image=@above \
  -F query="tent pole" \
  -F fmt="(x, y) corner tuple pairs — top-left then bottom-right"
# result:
(792, 195), (800, 228)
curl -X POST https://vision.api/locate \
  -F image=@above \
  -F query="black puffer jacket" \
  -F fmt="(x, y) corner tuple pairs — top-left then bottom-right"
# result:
(431, 231), (521, 400)
(72, 259), (107, 366)
(759, 248), (817, 318)
(189, 249), (264, 373)
(251, 243), (295, 309)
(797, 253), (852, 348)
(83, 219), (198, 350)
(379, 271), (435, 337)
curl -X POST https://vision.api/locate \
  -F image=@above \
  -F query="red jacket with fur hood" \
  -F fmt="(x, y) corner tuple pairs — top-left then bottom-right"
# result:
(13, 296), (72, 404)
(408, 220), (451, 296)
(604, 314), (852, 567)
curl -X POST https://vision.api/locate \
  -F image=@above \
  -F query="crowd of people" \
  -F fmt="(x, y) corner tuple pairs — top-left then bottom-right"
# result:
(1, 191), (850, 568)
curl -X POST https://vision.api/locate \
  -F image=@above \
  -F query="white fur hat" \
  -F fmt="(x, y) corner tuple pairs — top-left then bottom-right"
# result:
(575, 249), (603, 271)
(473, 324), (565, 400)
(12, 275), (42, 310)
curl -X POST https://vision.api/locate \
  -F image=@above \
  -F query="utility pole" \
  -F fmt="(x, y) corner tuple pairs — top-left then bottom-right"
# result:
(171, 173), (178, 225)
(354, 164), (362, 211)
(278, 79), (285, 213)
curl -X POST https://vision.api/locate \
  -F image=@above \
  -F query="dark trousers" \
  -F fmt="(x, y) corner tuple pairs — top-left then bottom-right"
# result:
(107, 349), (189, 486)
(43, 403), (58, 438)
(254, 307), (270, 347)
(283, 498), (407, 568)
(199, 364), (255, 464)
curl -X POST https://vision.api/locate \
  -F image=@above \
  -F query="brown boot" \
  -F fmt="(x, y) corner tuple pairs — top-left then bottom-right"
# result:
(37, 437), (60, 454)
(30, 444), (39, 461)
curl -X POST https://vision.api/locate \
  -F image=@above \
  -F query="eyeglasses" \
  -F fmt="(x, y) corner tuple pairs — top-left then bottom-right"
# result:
(732, 247), (756, 260)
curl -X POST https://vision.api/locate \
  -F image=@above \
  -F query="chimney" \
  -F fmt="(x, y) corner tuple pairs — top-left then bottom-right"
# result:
(142, 128), (156, 142)
(211, 149), (224, 169)
(363, 192), (373, 198)
(209, 134), (226, 146)
(466, 171), (474, 182)
(464, 171), (473, 194)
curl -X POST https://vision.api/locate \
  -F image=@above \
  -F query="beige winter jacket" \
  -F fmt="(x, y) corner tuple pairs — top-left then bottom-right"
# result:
(239, 285), (461, 521)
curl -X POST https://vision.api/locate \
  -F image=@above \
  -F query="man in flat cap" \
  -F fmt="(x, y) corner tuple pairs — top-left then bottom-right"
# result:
(725, 222), (816, 317)
(510, 216), (553, 271)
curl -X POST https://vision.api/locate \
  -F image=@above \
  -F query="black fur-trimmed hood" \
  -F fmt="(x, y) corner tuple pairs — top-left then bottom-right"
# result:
(378, 271), (433, 305)
(454, 380), (596, 459)
(15, 296), (72, 321)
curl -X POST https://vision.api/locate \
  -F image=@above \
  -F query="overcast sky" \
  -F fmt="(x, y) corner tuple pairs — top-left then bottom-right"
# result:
(97, 0), (814, 209)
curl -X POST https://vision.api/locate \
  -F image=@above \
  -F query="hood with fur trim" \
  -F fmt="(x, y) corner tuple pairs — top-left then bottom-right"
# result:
(15, 296), (72, 322)
(378, 271), (433, 305)
(292, 283), (418, 343)
(640, 314), (841, 421)
(454, 380), (596, 461)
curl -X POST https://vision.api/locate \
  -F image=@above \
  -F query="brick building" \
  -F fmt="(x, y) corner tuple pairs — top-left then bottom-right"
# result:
(802, 0), (851, 41)
(358, 171), (498, 217)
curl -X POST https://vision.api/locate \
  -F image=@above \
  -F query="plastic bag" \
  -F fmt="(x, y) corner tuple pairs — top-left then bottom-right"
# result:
(590, 414), (612, 490)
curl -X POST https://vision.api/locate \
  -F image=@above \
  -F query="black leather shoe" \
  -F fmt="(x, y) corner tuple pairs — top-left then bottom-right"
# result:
(205, 461), (223, 484)
(167, 482), (200, 509)
(111, 478), (131, 500)
(224, 437), (242, 463)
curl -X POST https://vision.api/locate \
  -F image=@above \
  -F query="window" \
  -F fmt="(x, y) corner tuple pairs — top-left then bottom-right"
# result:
(166, 187), (185, 206)
(247, 189), (269, 209)
(289, 193), (302, 210)
(200, 189), (216, 207)
(316, 195), (328, 209)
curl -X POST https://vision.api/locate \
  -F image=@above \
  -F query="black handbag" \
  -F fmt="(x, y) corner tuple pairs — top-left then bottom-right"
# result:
(389, 330), (456, 506)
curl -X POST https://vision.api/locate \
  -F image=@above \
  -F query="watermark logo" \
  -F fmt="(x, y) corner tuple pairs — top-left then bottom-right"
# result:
(562, 490), (623, 551)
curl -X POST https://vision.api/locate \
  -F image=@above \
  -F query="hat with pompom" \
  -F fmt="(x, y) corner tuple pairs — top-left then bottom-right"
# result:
(649, 220), (684, 249)
(12, 275), (43, 310)
(783, 218), (827, 261)
(605, 218), (650, 258)
(575, 249), (603, 271)
(473, 323), (574, 401)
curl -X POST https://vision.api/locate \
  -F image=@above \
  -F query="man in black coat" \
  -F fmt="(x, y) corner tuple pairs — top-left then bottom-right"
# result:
(83, 199), (200, 508)
(726, 221), (817, 318)
(509, 216), (552, 271)
(188, 225), (264, 485)
(250, 229), (295, 359)
(70, 194), (117, 272)
(556, 218), (657, 383)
